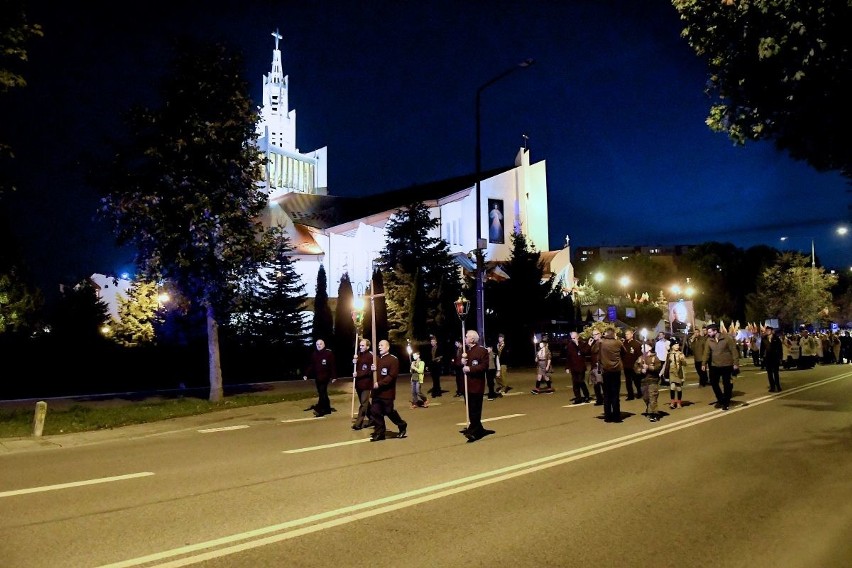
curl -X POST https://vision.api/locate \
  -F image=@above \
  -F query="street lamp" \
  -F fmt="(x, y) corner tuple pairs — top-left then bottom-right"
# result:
(454, 295), (472, 427)
(474, 58), (534, 344)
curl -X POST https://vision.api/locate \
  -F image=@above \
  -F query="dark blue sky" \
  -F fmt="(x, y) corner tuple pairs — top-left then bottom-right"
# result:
(3, 1), (849, 297)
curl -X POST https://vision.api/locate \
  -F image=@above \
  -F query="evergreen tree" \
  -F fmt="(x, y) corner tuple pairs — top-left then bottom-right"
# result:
(376, 202), (457, 340)
(95, 38), (274, 401)
(312, 264), (334, 343)
(110, 280), (162, 347)
(488, 231), (559, 351)
(333, 273), (356, 376)
(252, 238), (309, 345)
(51, 279), (110, 343)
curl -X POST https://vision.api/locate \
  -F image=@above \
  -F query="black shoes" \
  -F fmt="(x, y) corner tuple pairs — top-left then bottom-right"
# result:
(465, 429), (495, 443)
(503, 386), (513, 394)
(369, 434), (385, 442)
(397, 423), (408, 439)
(352, 424), (362, 430)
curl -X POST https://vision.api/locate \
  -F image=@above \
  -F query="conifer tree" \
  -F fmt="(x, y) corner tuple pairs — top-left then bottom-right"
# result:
(110, 280), (162, 347)
(252, 241), (309, 345)
(376, 202), (457, 340)
(312, 264), (334, 343)
(333, 273), (356, 376)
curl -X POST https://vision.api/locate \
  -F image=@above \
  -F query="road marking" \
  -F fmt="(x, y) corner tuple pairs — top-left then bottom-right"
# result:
(284, 439), (371, 453)
(99, 373), (850, 568)
(198, 425), (250, 433)
(561, 402), (592, 408)
(0, 472), (154, 499)
(281, 416), (327, 423)
(454, 413), (525, 427)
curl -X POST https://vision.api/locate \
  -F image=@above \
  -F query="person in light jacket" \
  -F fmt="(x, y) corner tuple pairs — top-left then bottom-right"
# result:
(700, 324), (739, 411)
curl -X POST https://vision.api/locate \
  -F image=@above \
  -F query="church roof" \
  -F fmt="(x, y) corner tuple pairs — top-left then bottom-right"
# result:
(271, 166), (513, 231)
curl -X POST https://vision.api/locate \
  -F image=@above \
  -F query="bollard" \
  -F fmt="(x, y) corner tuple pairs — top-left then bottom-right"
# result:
(33, 401), (48, 437)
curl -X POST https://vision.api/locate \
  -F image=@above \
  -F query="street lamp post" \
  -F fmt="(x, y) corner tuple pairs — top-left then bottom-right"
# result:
(474, 58), (534, 344)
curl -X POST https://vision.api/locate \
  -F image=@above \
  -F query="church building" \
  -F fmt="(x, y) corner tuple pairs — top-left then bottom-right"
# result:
(256, 31), (574, 299)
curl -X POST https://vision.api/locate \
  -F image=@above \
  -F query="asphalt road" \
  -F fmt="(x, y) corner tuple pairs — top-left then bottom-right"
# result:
(1, 362), (850, 568)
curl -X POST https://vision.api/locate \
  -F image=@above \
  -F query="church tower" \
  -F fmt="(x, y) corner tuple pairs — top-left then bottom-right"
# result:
(257, 29), (328, 198)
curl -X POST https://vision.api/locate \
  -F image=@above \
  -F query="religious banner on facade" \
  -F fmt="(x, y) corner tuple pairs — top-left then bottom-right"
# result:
(488, 198), (505, 244)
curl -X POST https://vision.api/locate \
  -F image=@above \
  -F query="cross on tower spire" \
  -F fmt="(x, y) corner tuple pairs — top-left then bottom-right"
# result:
(271, 29), (282, 50)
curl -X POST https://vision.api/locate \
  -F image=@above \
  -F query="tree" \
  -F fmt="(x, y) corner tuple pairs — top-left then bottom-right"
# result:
(487, 231), (560, 353)
(0, 0), (42, 196)
(672, 0), (852, 179)
(311, 264), (334, 343)
(231, 236), (308, 346)
(754, 252), (837, 329)
(95, 38), (275, 402)
(376, 202), (457, 340)
(333, 273), (356, 376)
(109, 280), (162, 347)
(51, 279), (110, 343)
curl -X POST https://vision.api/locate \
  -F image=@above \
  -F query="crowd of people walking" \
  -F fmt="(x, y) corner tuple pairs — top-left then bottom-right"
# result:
(300, 324), (850, 443)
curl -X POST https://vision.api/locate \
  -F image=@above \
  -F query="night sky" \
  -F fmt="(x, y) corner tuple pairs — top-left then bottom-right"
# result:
(3, 1), (849, 299)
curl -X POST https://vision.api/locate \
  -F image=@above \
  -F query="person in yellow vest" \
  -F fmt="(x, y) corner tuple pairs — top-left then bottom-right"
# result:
(410, 351), (428, 408)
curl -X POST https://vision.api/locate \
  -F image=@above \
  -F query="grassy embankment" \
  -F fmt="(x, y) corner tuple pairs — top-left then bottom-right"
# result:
(0, 390), (347, 439)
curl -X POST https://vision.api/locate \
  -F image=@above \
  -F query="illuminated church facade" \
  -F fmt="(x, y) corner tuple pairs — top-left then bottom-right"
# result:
(256, 31), (574, 300)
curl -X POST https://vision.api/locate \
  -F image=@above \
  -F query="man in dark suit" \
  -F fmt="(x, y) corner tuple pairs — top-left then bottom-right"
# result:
(303, 339), (336, 417)
(426, 335), (445, 398)
(761, 326), (784, 392)
(460, 329), (493, 443)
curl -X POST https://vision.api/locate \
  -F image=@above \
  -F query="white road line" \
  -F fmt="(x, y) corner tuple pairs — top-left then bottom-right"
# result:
(280, 416), (327, 423)
(561, 402), (592, 408)
(283, 439), (371, 453)
(456, 413), (525, 426)
(99, 373), (851, 568)
(0, 472), (155, 499)
(197, 425), (250, 433)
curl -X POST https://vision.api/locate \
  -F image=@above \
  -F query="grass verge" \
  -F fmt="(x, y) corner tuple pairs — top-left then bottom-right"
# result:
(0, 390), (346, 439)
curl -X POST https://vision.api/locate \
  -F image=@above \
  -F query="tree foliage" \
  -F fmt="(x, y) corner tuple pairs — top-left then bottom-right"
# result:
(332, 273), (356, 376)
(95, 38), (275, 401)
(0, 267), (42, 335)
(672, 0), (852, 179)
(376, 202), (458, 340)
(311, 264), (334, 343)
(51, 280), (110, 343)
(230, 236), (308, 347)
(487, 231), (561, 351)
(109, 280), (163, 347)
(0, 0), (42, 196)
(754, 251), (837, 328)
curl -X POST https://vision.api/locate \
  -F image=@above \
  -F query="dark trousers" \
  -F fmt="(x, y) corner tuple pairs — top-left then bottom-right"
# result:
(602, 371), (622, 420)
(314, 381), (331, 415)
(455, 369), (465, 396)
(370, 397), (405, 437)
(355, 389), (371, 427)
(766, 362), (781, 391)
(709, 365), (734, 406)
(466, 392), (485, 435)
(694, 361), (709, 386)
(624, 368), (641, 398)
(429, 364), (442, 396)
(486, 369), (497, 397)
(570, 370), (590, 401)
(593, 381), (604, 404)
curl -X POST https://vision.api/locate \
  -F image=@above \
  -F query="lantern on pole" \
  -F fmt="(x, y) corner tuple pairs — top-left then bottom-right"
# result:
(454, 295), (471, 427)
